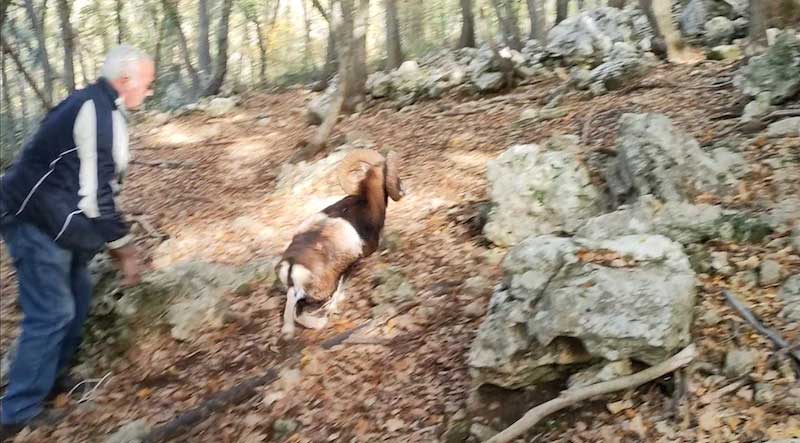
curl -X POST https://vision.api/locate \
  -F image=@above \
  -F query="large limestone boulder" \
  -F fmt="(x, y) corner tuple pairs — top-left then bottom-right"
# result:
(468, 234), (696, 388)
(589, 42), (653, 90)
(483, 138), (605, 247)
(605, 113), (737, 207)
(735, 31), (800, 105)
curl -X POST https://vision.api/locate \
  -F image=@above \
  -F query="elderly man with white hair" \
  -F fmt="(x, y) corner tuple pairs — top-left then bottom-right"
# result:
(0, 44), (154, 440)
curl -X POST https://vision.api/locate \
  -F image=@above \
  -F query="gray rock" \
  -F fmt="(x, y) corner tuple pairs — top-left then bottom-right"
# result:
(589, 42), (650, 90)
(755, 383), (777, 404)
(779, 275), (800, 321)
(273, 419), (299, 437)
(708, 44), (742, 60)
(468, 234), (696, 388)
(704, 16), (735, 46)
(473, 72), (506, 93)
(736, 31), (800, 104)
(470, 423), (499, 442)
(568, 359), (634, 389)
(740, 93), (773, 124)
(106, 420), (150, 443)
(724, 349), (757, 378)
(464, 276), (493, 298)
(576, 195), (723, 245)
(759, 260), (783, 286)
(367, 72), (393, 98)
(711, 251), (734, 276)
(605, 113), (737, 207)
(767, 117), (800, 138)
(483, 141), (605, 247)
(793, 227), (800, 253)
(680, 0), (707, 37)
(733, 17), (750, 37)
(371, 267), (416, 306)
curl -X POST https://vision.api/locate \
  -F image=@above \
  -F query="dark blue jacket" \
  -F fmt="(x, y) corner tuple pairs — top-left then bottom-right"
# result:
(0, 78), (132, 254)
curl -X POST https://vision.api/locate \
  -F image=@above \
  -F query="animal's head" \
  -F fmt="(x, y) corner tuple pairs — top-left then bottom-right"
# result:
(337, 149), (405, 201)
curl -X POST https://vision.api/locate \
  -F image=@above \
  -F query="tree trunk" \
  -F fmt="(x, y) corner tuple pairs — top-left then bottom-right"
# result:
(202, 0), (234, 96)
(2, 50), (18, 148)
(161, 0), (201, 93)
(1, 40), (52, 109)
(555, 0), (569, 24)
(748, 0), (767, 48)
(253, 20), (267, 85)
(198, 0), (212, 77)
(0, 0), (10, 29)
(57, 0), (76, 92)
(640, 0), (704, 64)
(458, 0), (476, 48)
(526, 0), (546, 41)
(384, 0), (403, 70)
(94, 0), (110, 53)
(116, 0), (125, 43)
(608, 0), (626, 8)
(301, 0), (314, 71)
(346, 0), (369, 110)
(153, 14), (167, 87)
(24, 0), (53, 104)
(78, 40), (90, 85)
(490, 0), (522, 50)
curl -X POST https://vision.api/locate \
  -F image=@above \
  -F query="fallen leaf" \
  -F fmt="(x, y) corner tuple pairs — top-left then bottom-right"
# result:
(607, 400), (634, 414)
(384, 418), (405, 433)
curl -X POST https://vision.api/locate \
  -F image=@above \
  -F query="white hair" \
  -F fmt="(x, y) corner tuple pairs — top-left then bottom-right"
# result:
(100, 44), (151, 81)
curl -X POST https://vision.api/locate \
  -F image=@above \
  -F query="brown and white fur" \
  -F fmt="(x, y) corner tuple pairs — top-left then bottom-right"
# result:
(276, 150), (404, 338)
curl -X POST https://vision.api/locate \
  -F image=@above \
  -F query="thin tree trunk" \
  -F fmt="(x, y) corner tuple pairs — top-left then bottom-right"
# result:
(116, 0), (125, 43)
(198, 0), (212, 77)
(312, 0), (337, 87)
(94, 0), (110, 53)
(253, 20), (267, 85)
(202, 0), (234, 96)
(608, 0), (626, 8)
(490, 0), (522, 49)
(1, 39), (52, 109)
(24, 0), (53, 104)
(458, 0), (476, 48)
(346, 0), (368, 110)
(526, 0), (546, 41)
(556, 0), (569, 24)
(1, 51), (17, 148)
(17, 63), (30, 138)
(57, 0), (76, 92)
(748, 0), (767, 48)
(301, 0), (313, 71)
(161, 0), (201, 93)
(78, 40), (90, 85)
(153, 14), (167, 87)
(384, 0), (403, 70)
(640, 0), (704, 63)
(0, 0), (10, 29)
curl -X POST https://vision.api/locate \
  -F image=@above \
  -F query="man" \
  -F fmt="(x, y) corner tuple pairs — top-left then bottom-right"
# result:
(0, 44), (154, 440)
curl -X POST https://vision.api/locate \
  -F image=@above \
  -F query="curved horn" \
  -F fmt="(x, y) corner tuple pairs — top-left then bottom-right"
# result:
(384, 151), (404, 201)
(337, 149), (385, 195)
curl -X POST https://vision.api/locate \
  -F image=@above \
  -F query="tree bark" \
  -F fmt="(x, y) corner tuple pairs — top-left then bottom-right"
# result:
(526, 0), (546, 41)
(384, 0), (403, 69)
(640, 0), (704, 64)
(161, 0), (201, 93)
(301, 0), (314, 71)
(24, 0), (53, 104)
(1, 39), (52, 109)
(457, 0), (476, 48)
(116, 0), (125, 43)
(202, 0), (234, 96)
(0, 0), (10, 29)
(608, 0), (626, 8)
(347, 0), (369, 110)
(748, 0), (767, 48)
(57, 0), (76, 92)
(197, 0), (212, 77)
(1, 49), (17, 148)
(490, 0), (522, 49)
(555, 0), (569, 24)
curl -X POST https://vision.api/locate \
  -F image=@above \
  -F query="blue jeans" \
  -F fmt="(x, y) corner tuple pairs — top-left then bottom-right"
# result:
(0, 220), (93, 425)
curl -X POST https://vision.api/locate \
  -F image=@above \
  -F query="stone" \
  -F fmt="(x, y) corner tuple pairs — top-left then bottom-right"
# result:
(367, 71), (393, 98)
(470, 423), (499, 442)
(754, 383), (777, 404)
(605, 113), (737, 207)
(370, 267), (416, 306)
(680, 0), (708, 37)
(589, 42), (649, 90)
(740, 93), (774, 124)
(473, 72), (506, 93)
(767, 117), (800, 138)
(709, 45), (742, 60)
(568, 359), (635, 389)
(205, 97), (237, 117)
(711, 252), (734, 276)
(759, 260), (782, 286)
(483, 141), (605, 247)
(793, 227), (800, 254)
(463, 276), (493, 298)
(273, 419), (299, 437)
(518, 108), (539, 121)
(444, 420), (472, 443)
(736, 31), (800, 104)
(468, 234), (696, 388)
(704, 16), (736, 46)
(105, 420), (151, 443)
(724, 349), (757, 378)
(779, 275), (800, 321)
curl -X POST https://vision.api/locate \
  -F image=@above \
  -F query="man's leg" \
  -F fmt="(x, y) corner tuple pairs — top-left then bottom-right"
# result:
(56, 254), (93, 377)
(0, 223), (76, 426)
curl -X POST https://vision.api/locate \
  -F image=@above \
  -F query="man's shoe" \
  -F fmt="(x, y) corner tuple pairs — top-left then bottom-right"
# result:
(0, 409), (67, 442)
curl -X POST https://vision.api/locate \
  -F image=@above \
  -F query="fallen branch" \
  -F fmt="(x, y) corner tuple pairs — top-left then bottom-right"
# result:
(699, 378), (748, 405)
(486, 344), (697, 443)
(131, 159), (198, 169)
(723, 290), (800, 368)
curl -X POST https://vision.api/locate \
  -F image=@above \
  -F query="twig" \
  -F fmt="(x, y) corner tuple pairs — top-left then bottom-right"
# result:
(698, 379), (748, 405)
(486, 344), (697, 443)
(723, 290), (800, 368)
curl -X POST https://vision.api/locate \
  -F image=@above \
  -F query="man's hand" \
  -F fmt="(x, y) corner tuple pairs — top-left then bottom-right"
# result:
(108, 243), (142, 288)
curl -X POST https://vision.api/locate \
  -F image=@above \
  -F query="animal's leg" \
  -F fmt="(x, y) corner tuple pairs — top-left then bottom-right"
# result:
(327, 276), (346, 314)
(295, 288), (329, 330)
(281, 287), (299, 338)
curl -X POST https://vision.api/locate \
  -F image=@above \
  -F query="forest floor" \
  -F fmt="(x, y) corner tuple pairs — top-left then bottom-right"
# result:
(1, 59), (799, 443)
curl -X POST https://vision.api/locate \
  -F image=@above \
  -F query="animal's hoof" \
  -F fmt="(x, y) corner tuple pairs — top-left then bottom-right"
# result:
(281, 326), (295, 339)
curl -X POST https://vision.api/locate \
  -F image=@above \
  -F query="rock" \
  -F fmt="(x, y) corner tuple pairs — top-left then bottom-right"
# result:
(733, 17), (750, 37)
(106, 420), (151, 443)
(444, 420), (472, 443)
(704, 16), (735, 46)
(470, 423), (499, 442)
(468, 234), (696, 388)
(793, 227), (800, 253)
(273, 419), (299, 437)
(518, 108), (540, 121)
(736, 31), (800, 104)
(546, 7), (653, 66)
(715, 213), (773, 243)
(483, 141), (605, 247)
(709, 44), (742, 60)
(680, 0), (708, 37)
(367, 71), (393, 98)
(463, 276), (493, 298)
(779, 275), (800, 321)
(759, 260), (783, 286)
(568, 359), (634, 389)
(754, 383), (777, 404)
(767, 117), (800, 138)
(307, 78), (338, 125)
(711, 252), (734, 276)
(605, 113), (737, 207)
(205, 97), (237, 117)
(724, 349), (757, 378)
(575, 196), (723, 245)
(740, 93), (774, 124)
(371, 267), (416, 306)
(274, 149), (352, 197)
(463, 300), (486, 318)
(473, 72), (506, 93)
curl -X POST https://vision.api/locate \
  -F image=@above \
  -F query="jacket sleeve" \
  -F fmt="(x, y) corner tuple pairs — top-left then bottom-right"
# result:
(74, 99), (132, 249)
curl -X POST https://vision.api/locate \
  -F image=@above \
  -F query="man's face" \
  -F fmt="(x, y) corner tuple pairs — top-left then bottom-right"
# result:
(118, 60), (155, 110)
